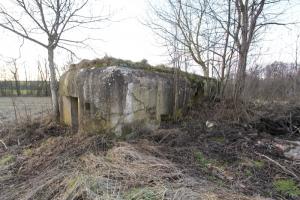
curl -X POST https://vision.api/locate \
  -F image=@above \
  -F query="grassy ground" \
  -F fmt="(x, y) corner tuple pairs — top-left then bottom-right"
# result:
(0, 101), (300, 200)
(0, 97), (51, 124)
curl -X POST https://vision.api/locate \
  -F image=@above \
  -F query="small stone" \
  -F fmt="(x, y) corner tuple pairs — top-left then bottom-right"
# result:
(284, 146), (300, 161)
(206, 121), (215, 128)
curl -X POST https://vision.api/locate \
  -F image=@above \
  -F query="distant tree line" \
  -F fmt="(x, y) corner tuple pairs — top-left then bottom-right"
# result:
(0, 80), (50, 96)
(241, 61), (300, 101)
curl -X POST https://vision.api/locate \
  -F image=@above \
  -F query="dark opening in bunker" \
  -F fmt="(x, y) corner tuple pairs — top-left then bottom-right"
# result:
(160, 114), (170, 121)
(85, 102), (91, 112)
(70, 97), (79, 131)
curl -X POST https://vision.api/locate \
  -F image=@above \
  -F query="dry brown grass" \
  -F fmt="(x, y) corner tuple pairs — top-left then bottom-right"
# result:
(5, 100), (299, 199)
(0, 118), (267, 200)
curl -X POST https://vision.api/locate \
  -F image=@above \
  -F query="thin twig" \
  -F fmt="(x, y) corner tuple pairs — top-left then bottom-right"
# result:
(255, 152), (300, 181)
(274, 138), (300, 146)
(0, 139), (8, 150)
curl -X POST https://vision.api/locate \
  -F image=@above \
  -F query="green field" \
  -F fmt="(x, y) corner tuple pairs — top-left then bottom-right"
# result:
(0, 81), (50, 96)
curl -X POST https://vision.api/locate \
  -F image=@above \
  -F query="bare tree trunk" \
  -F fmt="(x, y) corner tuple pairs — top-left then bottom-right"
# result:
(48, 48), (59, 120)
(294, 34), (299, 96)
(13, 76), (21, 96)
(14, 78), (21, 96)
(234, 52), (247, 102)
(172, 26), (180, 121)
(173, 67), (179, 121)
(232, 0), (269, 103)
(9, 60), (21, 96)
(24, 65), (28, 96)
(203, 68), (209, 77)
(0, 0), (109, 119)
(219, 0), (232, 97)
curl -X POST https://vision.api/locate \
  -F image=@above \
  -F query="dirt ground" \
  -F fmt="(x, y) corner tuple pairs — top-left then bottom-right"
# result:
(0, 97), (51, 124)
(0, 101), (300, 200)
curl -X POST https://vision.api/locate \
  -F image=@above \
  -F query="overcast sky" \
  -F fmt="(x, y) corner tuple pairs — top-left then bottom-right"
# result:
(0, 0), (299, 80)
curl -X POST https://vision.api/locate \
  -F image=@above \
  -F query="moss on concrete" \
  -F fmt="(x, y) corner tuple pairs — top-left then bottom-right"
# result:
(70, 56), (173, 74)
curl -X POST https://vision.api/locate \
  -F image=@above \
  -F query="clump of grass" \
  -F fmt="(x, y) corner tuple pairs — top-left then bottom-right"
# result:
(273, 179), (300, 197)
(124, 187), (164, 200)
(194, 151), (211, 168)
(23, 148), (33, 157)
(0, 154), (15, 166)
(253, 160), (265, 168)
(67, 177), (79, 190)
(245, 169), (252, 177)
(210, 136), (225, 143)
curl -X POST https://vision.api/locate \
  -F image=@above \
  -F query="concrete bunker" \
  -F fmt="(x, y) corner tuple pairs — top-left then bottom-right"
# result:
(59, 58), (217, 136)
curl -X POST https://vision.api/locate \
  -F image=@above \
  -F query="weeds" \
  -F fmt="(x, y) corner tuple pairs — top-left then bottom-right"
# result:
(194, 151), (211, 168)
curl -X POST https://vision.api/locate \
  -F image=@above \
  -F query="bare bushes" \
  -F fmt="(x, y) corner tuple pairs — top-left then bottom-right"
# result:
(221, 61), (300, 102)
(244, 62), (300, 101)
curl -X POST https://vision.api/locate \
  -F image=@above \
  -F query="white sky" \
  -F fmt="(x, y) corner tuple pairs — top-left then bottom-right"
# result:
(0, 0), (299, 80)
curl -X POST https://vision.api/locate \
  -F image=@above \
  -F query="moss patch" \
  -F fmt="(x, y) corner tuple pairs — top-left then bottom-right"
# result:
(273, 179), (300, 197)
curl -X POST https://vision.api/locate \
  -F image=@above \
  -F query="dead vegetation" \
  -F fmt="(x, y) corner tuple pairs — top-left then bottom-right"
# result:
(70, 56), (172, 74)
(0, 120), (256, 200)
(1, 101), (300, 200)
(149, 101), (300, 199)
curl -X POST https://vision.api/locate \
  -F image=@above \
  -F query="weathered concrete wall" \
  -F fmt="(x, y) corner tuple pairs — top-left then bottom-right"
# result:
(59, 66), (192, 136)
